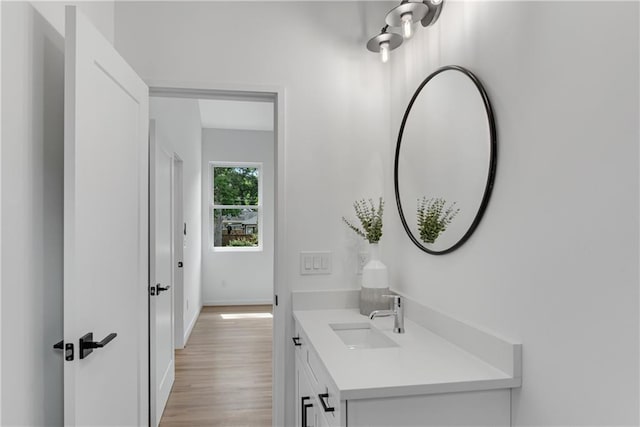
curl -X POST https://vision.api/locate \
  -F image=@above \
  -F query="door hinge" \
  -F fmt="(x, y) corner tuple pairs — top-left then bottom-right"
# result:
(274, 294), (278, 306)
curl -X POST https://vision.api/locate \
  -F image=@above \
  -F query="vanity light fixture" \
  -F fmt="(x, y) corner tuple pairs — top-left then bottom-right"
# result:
(367, 0), (444, 62)
(385, 0), (429, 39)
(366, 26), (403, 63)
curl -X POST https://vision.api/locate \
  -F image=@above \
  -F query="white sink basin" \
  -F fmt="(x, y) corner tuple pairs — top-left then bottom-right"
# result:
(330, 322), (398, 350)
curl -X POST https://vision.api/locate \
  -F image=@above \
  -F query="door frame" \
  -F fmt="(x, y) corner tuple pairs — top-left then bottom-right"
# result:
(147, 82), (287, 427)
(0, 3), (4, 422)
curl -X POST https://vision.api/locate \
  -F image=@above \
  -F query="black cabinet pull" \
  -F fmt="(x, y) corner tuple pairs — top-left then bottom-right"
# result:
(79, 332), (117, 359)
(301, 396), (310, 427)
(53, 340), (63, 350)
(303, 403), (312, 427)
(292, 336), (301, 346)
(318, 393), (335, 412)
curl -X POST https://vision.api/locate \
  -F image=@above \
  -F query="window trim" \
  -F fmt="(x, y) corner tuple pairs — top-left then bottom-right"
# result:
(209, 161), (263, 252)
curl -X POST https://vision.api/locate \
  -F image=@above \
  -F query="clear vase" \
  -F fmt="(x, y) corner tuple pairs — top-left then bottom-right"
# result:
(360, 243), (390, 316)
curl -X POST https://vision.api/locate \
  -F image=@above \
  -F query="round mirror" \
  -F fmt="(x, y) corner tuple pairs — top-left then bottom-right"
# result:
(394, 65), (496, 255)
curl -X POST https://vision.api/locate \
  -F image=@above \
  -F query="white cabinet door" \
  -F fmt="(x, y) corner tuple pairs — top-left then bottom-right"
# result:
(296, 355), (317, 427)
(150, 121), (176, 426)
(63, 6), (149, 425)
(316, 408), (330, 427)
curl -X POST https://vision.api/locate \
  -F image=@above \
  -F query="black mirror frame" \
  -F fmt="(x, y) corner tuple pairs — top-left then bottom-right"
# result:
(393, 65), (497, 255)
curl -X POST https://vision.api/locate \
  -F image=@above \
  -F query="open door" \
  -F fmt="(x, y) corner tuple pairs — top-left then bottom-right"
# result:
(64, 6), (149, 425)
(173, 158), (185, 350)
(149, 121), (176, 426)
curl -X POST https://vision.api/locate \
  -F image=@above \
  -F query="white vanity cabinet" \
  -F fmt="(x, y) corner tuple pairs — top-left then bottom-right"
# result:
(292, 311), (519, 427)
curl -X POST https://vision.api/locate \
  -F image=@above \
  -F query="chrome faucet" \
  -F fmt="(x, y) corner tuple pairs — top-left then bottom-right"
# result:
(369, 295), (404, 334)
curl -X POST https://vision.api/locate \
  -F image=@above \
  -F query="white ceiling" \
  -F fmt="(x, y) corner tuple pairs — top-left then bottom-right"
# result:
(198, 99), (274, 132)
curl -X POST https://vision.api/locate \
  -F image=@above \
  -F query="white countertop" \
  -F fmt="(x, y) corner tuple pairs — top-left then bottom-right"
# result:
(293, 309), (521, 401)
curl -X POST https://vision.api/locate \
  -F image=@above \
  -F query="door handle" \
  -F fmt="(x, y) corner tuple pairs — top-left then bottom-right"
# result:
(292, 336), (302, 346)
(79, 332), (117, 359)
(156, 284), (171, 294)
(177, 261), (183, 268)
(53, 340), (63, 350)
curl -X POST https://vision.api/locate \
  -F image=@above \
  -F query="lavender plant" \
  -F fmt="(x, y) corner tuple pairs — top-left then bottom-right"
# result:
(417, 197), (460, 244)
(342, 198), (384, 244)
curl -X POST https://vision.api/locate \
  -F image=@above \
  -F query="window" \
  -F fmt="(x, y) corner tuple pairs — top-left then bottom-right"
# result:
(210, 162), (262, 250)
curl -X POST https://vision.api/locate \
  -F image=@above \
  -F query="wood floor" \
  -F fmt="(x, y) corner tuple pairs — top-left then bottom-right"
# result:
(159, 305), (273, 427)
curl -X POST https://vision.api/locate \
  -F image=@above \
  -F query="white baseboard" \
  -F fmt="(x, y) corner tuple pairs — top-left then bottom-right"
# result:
(203, 299), (273, 306)
(183, 304), (202, 346)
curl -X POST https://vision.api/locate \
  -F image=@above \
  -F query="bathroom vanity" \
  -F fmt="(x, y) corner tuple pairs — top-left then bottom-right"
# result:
(291, 64), (517, 426)
(292, 292), (521, 427)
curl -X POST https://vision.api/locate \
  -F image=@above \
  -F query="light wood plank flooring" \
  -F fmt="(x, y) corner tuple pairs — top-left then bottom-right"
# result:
(159, 305), (273, 427)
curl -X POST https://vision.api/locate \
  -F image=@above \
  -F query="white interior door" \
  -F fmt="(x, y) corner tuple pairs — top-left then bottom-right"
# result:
(149, 121), (176, 426)
(173, 158), (185, 349)
(63, 6), (149, 426)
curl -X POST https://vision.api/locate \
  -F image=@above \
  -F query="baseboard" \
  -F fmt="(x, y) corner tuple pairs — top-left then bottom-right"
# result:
(183, 304), (202, 346)
(203, 299), (273, 306)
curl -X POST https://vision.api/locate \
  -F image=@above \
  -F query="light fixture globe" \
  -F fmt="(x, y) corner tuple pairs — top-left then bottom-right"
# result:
(366, 28), (403, 53)
(385, 1), (429, 29)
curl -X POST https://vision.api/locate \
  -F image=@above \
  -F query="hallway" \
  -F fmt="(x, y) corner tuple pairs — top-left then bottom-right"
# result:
(159, 305), (273, 426)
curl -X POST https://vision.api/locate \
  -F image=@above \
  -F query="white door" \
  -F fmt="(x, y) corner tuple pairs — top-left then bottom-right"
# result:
(149, 121), (176, 426)
(63, 6), (149, 426)
(172, 158), (186, 349)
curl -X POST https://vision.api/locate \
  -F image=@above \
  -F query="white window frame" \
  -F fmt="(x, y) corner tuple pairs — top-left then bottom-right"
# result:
(209, 161), (263, 252)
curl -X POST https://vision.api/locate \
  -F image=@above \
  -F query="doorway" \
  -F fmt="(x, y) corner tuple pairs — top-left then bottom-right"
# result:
(148, 87), (282, 426)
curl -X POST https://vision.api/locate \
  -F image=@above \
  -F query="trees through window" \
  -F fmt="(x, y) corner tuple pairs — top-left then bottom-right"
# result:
(211, 163), (262, 249)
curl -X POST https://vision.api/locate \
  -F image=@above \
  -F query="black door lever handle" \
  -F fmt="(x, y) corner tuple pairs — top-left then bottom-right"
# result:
(53, 340), (63, 350)
(156, 284), (171, 293)
(79, 332), (117, 359)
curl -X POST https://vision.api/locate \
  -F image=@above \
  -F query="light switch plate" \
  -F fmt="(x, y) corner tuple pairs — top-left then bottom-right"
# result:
(300, 251), (332, 275)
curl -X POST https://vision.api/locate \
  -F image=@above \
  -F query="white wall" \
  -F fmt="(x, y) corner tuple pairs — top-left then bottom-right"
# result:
(150, 97), (203, 346)
(115, 1), (640, 425)
(1, 2), (114, 425)
(115, 2), (390, 425)
(386, 2), (639, 426)
(201, 128), (275, 305)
